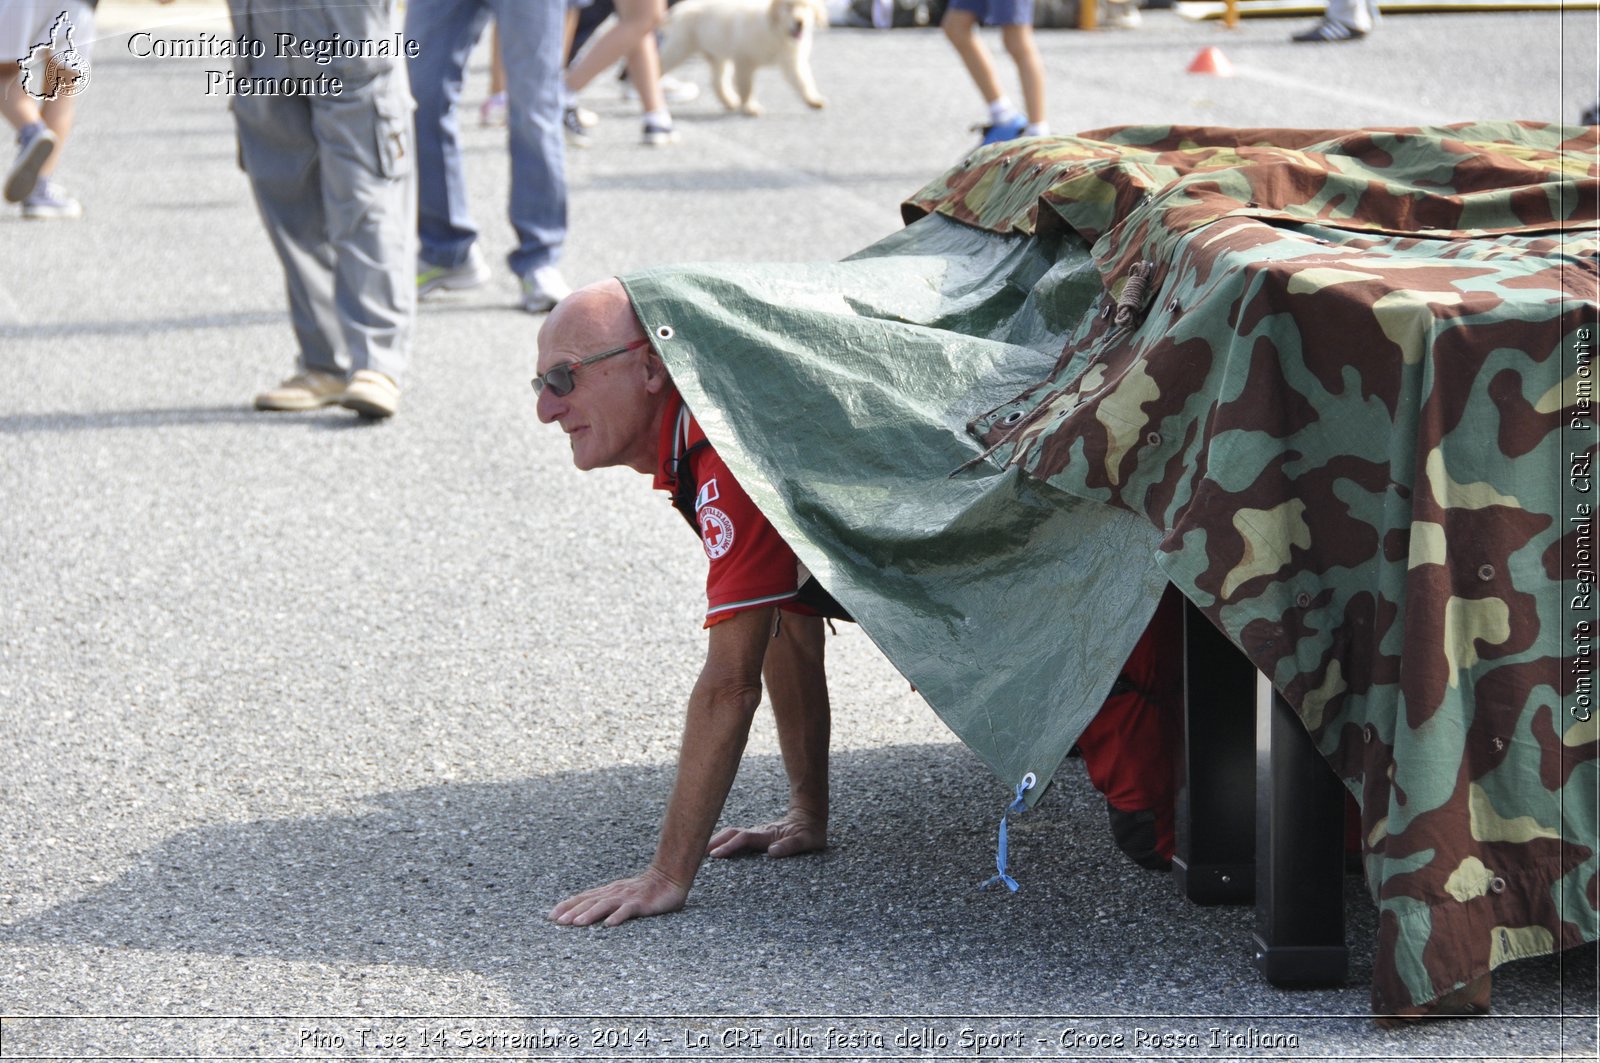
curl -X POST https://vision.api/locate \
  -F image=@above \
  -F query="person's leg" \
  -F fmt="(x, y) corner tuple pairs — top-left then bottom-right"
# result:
(628, 26), (676, 143)
(564, 0), (665, 95)
(31, 0), (92, 179)
(568, 0), (615, 66)
(489, 22), (506, 95)
(406, 0), (494, 268)
(1323, 0), (1375, 31)
(1074, 587), (1184, 871)
(627, 28), (666, 115)
(706, 611), (829, 859)
(0, 62), (54, 202)
(1291, 0), (1372, 41)
(1000, 22), (1046, 131)
(941, 7), (1003, 107)
(480, 21), (507, 125)
(35, 92), (73, 177)
(0, 64), (43, 133)
(235, 91), (344, 381)
(312, 73), (417, 391)
(0, 0), (55, 133)
(492, 0), (569, 291)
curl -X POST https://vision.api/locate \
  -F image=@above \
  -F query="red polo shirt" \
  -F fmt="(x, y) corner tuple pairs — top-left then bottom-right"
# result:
(653, 391), (805, 627)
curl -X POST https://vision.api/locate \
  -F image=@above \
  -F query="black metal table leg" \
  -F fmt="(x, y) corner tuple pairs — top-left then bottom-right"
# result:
(1252, 674), (1348, 986)
(1173, 598), (1255, 906)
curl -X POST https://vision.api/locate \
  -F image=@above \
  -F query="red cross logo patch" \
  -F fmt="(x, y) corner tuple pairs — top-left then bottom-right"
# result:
(698, 506), (735, 560)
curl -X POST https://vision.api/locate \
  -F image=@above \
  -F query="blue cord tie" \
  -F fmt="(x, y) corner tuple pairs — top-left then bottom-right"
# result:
(981, 776), (1035, 892)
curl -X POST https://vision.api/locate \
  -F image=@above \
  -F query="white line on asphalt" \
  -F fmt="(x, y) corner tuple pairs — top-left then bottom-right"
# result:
(1230, 63), (1455, 125)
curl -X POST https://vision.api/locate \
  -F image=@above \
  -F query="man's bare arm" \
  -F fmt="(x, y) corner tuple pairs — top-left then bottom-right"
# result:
(549, 607), (775, 928)
(708, 611), (830, 858)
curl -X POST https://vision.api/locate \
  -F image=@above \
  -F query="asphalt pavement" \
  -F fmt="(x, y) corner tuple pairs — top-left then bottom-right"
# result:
(2, 2), (1598, 1060)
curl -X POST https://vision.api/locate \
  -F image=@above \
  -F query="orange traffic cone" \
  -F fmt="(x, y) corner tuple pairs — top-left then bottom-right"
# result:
(1187, 46), (1236, 76)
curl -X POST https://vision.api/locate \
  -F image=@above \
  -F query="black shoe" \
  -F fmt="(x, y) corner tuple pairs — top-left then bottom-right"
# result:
(1291, 18), (1367, 42)
(1107, 803), (1172, 872)
(562, 105), (591, 148)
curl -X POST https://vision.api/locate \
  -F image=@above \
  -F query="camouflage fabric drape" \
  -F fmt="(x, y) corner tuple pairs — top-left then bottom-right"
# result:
(906, 122), (1599, 1013)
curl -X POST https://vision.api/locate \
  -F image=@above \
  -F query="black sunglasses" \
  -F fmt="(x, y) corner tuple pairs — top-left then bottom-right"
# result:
(532, 338), (651, 397)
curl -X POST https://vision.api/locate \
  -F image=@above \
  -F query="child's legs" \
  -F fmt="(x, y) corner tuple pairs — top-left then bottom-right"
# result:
(489, 22), (505, 95)
(941, 6), (1003, 105)
(36, 90), (73, 175)
(624, 33), (665, 115)
(0, 64), (41, 133)
(564, 0), (664, 94)
(1000, 23), (1045, 125)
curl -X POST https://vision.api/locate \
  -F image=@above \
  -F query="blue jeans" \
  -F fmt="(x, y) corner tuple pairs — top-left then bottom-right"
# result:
(406, 0), (566, 278)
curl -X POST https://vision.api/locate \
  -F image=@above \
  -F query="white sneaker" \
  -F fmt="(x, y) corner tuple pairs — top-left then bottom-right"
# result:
(520, 265), (571, 314)
(563, 104), (593, 148)
(341, 369), (400, 419)
(1105, 1), (1141, 27)
(21, 177), (81, 219)
(641, 118), (677, 146)
(254, 370), (346, 412)
(5, 123), (58, 204)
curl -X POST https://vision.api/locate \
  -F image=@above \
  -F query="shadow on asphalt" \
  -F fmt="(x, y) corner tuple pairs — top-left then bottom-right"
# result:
(1, 741), (1591, 1025)
(0, 310), (286, 340)
(0, 406), (390, 434)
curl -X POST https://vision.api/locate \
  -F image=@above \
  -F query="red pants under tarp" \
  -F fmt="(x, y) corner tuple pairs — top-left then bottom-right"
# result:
(1074, 585), (1184, 868)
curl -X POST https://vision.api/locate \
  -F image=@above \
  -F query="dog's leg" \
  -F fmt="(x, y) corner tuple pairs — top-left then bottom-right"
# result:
(732, 60), (761, 116)
(780, 43), (826, 109)
(709, 57), (740, 112)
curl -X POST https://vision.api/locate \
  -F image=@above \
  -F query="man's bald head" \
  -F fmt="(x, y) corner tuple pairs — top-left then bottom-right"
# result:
(533, 278), (672, 475)
(539, 278), (643, 359)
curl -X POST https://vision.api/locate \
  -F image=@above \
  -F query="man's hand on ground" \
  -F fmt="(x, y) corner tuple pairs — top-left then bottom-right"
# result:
(707, 811), (826, 859)
(549, 866), (690, 928)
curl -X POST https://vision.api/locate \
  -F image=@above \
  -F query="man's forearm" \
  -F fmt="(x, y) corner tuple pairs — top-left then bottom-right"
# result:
(649, 677), (762, 885)
(648, 607), (774, 886)
(764, 613), (830, 821)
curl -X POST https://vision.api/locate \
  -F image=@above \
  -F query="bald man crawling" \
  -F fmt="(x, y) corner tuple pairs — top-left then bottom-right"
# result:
(535, 279), (836, 927)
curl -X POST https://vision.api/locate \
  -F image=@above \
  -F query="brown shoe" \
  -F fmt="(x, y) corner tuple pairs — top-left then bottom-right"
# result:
(340, 369), (399, 419)
(254, 370), (346, 412)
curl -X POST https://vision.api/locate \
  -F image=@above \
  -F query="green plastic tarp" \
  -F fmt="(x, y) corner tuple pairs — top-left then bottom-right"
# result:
(625, 218), (1168, 805)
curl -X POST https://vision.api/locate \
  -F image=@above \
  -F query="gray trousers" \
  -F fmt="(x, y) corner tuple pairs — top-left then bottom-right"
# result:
(229, 0), (416, 383)
(1325, 0), (1380, 31)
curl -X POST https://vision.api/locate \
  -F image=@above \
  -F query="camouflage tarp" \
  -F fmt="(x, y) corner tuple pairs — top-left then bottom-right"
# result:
(622, 121), (1598, 1013)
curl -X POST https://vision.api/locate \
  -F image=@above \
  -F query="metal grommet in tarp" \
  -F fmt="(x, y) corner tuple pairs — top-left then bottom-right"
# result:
(1001, 410), (1025, 426)
(655, 325), (675, 340)
(981, 773), (1037, 893)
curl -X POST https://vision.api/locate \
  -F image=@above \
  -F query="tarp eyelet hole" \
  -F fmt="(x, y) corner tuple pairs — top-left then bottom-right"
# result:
(655, 325), (675, 340)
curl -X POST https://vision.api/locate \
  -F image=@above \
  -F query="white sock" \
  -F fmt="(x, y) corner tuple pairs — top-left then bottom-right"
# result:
(987, 97), (1019, 124)
(1024, 121), (1050, 136)
(642, 110), (672, 128)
